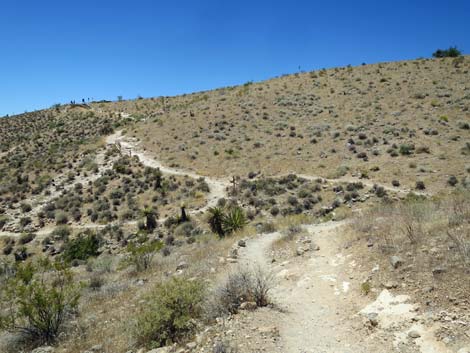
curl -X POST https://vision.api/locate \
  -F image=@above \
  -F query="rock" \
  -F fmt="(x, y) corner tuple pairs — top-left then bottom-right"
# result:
(383, 281), (398, 289)
(457, 348), (470, 353)
(238, 239), (246, 247)
(310, 243), (320, 251)
(32, 347), (55, 353)
(229, 247), (238, 258)
(423, 286), (434, 293)
(408, 330), (421, 338)
(296, 247), (305, 256)
(258, 326), (279, 336)
(240, 301), (257, 311)
(432, 267), (446, 275)
(146, 347), (170, 353)
(367, 312), (379, 327)
(176, 261), (188, 271)
(89, 345), (103, 352)
(186, 342), (197, 350)
(390, 256), (403, 269)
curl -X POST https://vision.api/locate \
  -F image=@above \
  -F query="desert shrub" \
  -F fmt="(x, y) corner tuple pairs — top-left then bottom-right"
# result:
(62, 231), (101, 262)
(87, 254), (114, 273)
(88, 274), (105, 291)
(126, 240), (163, 272)
(19, 217), (32, 228)
(0, 215), (9, 229)
(174, 221), (196, 237)
(55, 211), (68, 225)
(134, 278), (205, 348)
(51, 225), (71, 240)
(19, 233), (36, 245)
(207, 267), (273, 319)
(0, 261), (80, 345)
(415, 181), (426, 190)
(20, 203), (32, 213)
(399, 144), (414, 155)
(432, 46), (462, 58)
(259, 222), (276, 233)
(448, 175), (458, 187)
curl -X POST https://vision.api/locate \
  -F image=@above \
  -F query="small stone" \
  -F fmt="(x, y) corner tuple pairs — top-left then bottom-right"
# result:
(383, 281), (398, 289)
(32, 347), (55, 353)
(176, 261), (188, 271)
(258, 326), (279, 336)
(310, 243), (320, 251)
(408, 330), (421, 339)
(390, 256), (403, 269)
(296, 247), (305, 256)
(238, 239), (246, 247)
(240, 301), (257, 311)
(186, 342), (197, 350)
(146, 347), (170, 353)
(432, 267), (446, 275)
(367, 312), (379, 327)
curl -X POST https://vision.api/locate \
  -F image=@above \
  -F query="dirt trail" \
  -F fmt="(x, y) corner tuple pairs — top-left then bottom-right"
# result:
(236, 220), (456, 353)
(1, 130), (425, 239)
(237, 221), (381, 353)
(107, 131), (230, 215)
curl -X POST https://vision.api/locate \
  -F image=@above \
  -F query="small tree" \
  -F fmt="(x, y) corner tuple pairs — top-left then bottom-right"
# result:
(432, 46), (462, 58)
(0, 260), (80, 345)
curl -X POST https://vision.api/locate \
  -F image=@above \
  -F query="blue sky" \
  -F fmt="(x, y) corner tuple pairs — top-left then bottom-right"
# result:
(1, 0), (469, 116)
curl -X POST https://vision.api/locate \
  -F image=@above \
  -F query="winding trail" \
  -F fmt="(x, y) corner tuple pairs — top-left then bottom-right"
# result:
(236, 221), (381, 353)
(106, 131), (231, 215)
(1, 130), (426, 238)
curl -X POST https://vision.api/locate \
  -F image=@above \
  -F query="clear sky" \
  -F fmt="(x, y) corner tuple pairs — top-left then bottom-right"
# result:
(1, 0), (468, 116)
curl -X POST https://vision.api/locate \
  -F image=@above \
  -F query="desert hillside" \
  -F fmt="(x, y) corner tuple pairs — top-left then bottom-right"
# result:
(0, 57), (469, 353)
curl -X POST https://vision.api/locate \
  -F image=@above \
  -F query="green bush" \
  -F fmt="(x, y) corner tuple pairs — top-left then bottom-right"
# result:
(0, 260), (80, 345)
(62, 231), (101, 262)
(399, 144), (414, 156)
(134, 278), (205, 348)
(432, 46), (462, 58)
(126, 240), (163, 271)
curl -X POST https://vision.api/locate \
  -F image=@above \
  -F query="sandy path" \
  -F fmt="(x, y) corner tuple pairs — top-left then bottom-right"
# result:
(106, 131), (231, 215)
(237, 221), (382, 353)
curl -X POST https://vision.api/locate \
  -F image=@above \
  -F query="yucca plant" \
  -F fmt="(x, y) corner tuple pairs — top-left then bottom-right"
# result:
(208, 206), (225, 237)
(142, 207), (157, 232)
(222, 207), (247, 235)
